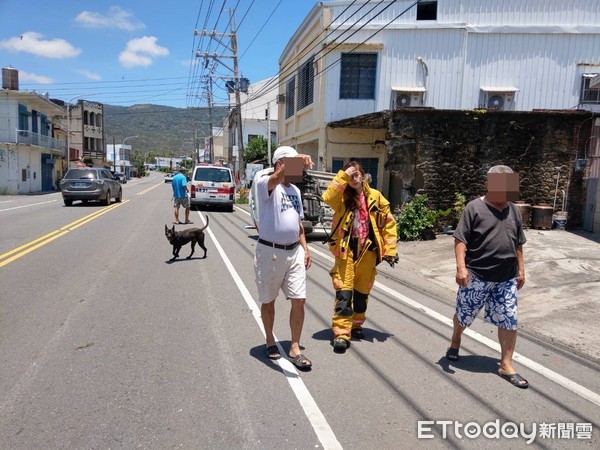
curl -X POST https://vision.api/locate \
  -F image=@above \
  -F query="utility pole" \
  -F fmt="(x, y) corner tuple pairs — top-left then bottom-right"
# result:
(195, 128), (200, 164)
(194, 9), (245, 177)
(230, 11), (245, 179)
(207, 76), (214, 164)
(266, 102), (272, 165)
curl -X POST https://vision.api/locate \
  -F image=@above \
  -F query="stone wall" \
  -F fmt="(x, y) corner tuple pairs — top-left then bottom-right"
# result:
(385, 109), (592, 227)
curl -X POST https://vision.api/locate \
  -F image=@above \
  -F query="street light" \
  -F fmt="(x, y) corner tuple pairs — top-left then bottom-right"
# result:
(66, 93), (97, 170)
(122, 135), (138, 146)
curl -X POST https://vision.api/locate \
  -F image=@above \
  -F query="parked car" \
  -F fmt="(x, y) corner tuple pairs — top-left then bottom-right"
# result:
(114, 173), (127, 184)
(249, 167), (334, 237)
(59, 168), (123, 206)
(164, 172), (175, 183)
(189, 164), (235, 211)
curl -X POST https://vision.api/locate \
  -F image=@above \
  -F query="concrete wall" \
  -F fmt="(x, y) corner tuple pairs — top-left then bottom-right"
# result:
(0, 143), (44, 194)
(385, 109), (590, 228)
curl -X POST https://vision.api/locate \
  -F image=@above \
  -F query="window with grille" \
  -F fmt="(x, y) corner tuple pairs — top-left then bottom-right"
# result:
(298, 57), (314, 110)
(18, 104), (29, 131)
(581, 74), (600, 104)
(285, 76), (296, 119)
(340, 53), (377, 99)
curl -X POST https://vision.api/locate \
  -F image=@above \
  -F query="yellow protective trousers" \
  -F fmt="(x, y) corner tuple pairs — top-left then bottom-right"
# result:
(329, 246), (377, 340)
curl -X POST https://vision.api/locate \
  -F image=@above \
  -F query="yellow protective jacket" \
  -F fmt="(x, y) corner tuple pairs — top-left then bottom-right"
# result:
(322, 170), (398, 264)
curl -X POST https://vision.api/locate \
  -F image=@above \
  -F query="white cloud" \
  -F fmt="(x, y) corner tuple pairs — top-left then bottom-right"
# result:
(0, 32), (81, 58)
(119, 36), (169, 68)
(75, 6), (144, 31)
(78, 69), (102, 81)
(19, 70), (54, 84)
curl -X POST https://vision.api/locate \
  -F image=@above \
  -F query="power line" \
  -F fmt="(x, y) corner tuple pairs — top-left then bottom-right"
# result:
(242, 0), (423, 117)
(242, 0), (396, 105)
(240, 0), (372, 104)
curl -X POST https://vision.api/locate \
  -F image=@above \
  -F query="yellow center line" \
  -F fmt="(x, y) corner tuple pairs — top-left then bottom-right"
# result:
(137, 182), (165, 196)
(0, 200), (129, 268)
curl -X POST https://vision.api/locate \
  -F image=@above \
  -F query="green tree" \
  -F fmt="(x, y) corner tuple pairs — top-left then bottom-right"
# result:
(243, 136), (276, 164)
(180, 158), (194, 171)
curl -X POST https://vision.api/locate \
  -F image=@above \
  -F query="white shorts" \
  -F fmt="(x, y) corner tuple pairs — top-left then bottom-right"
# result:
(254, 243), (306, 303)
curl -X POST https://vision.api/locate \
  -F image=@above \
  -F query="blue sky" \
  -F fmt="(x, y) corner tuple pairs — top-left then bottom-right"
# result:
(0, 1), (317, 108)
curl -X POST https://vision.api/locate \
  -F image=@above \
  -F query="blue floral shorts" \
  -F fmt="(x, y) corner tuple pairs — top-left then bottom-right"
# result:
(455, 274), (518, 330)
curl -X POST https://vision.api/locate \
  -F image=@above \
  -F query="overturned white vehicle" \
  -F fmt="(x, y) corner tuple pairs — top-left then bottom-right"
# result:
(249, 167), (335, 238)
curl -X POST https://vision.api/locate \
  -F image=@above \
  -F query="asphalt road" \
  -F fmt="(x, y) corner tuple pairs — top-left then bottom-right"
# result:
(0, 171), (598, 449)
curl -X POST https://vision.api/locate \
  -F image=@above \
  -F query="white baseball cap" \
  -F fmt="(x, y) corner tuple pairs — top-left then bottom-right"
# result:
(272, 146), (298, 164)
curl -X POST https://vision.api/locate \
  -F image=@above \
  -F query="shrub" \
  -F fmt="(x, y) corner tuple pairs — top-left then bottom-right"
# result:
(395, 194), (438, 241)
(452, 192), (466, 225)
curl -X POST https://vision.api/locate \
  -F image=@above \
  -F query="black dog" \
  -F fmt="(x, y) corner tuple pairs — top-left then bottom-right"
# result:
(164, 216), (209, 261)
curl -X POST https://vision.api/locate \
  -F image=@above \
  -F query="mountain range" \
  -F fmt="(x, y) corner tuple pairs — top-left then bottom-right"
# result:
(103, 104), (229, 157)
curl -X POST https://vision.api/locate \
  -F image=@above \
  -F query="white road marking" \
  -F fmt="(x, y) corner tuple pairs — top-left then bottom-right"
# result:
(197, 211), (343, 450)
(236, 206), (600, 406)
(308, 245), (600, 408)
(136, 182), (164, 195)
(0, 200), (57, 212)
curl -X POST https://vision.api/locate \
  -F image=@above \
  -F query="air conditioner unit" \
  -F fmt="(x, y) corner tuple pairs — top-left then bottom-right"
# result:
(276, 93), (286, 104)
(393, 91), (424, 108)
(482, 90), (516, 111)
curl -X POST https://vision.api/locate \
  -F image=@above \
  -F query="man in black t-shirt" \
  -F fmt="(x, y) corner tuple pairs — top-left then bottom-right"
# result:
(445, 165), (529, 389)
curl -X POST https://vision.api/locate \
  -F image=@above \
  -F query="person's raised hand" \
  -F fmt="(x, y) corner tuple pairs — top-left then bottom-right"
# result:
(345, 165), (357, 177)
(297, 154), (314, 170)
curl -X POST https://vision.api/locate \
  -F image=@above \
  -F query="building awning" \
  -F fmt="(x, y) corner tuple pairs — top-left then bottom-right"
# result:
(480, 87), (519, 93)
(391, 86), (427, 92)
(328, 111), (389, 129)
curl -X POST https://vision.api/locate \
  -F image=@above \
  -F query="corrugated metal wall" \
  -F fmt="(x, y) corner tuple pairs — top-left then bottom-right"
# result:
(321, 0), (600, 122)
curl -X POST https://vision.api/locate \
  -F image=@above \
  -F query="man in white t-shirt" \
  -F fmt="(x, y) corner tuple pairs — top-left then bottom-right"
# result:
(254, 146), (314, 370)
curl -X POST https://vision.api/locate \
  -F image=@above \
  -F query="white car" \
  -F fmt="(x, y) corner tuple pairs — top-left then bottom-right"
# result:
(164, 172), (175, 183)
(189, 164), (235, 211)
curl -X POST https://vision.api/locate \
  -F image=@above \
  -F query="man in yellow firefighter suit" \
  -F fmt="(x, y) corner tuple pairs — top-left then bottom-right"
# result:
(322, 161), (399, 353)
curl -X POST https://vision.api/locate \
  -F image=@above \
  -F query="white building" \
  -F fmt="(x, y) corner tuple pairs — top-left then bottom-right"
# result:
(0, 68), (67, 193)
(155, 156), (187, 171)
(106, 144), (133, 178)
(278, 0), (600, 192)
(211, 126), (225, 164)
